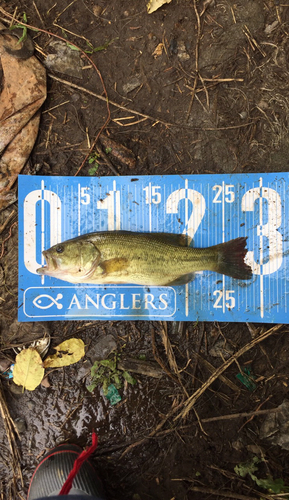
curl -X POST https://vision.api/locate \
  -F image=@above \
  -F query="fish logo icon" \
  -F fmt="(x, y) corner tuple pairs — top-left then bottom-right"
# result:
(33, 293), (63, 310)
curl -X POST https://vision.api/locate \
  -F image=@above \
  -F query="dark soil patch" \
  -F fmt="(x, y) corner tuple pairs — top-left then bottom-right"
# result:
(1, 1), (289, 499)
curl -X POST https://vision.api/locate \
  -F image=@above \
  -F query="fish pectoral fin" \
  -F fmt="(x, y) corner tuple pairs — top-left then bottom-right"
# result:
(165, 272), (195, 286)
(100, 257), (129, 276)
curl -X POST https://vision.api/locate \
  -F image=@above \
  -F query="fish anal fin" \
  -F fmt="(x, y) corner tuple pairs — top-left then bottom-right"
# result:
(165, 272), (195, 286)
(100, 257), (129, 275)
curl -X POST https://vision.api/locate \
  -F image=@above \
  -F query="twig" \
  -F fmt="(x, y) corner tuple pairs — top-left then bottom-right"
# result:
(175, 324), (284, 420)
(120, 401), (184, 459)
(119, 406), (282, 458)
(95, 145), (120, 176)
(48, 74), (175, 128)
(192, 351), (240, 393)
(48, 74), (253, 132)
(183, 486), (262, 500)
(0, 380), (23, 491)
(151, 327), (179, 384)
(159, 322), (188, 396)
(186, 0), (201, 121)
(238, 396), (271, 433)
(0, 210), (16, 235)
(0, 221), (17, 259)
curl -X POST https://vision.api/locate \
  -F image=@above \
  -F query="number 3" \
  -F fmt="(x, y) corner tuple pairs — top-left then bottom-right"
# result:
(242, 184), (282, 274)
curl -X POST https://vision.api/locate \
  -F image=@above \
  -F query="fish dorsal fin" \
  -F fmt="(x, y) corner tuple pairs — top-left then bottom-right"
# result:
(95, 230), (189, 246)
(148, 232), (188, 246)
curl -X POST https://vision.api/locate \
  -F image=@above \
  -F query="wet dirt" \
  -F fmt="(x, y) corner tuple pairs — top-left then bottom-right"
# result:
(1, 0), (289, 499)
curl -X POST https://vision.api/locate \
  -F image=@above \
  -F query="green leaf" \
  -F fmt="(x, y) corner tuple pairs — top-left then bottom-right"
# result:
(88, 166), (99, 176)
(84, 40), (112, 54)
(122, 371), (136, 385)
(13, 348), (44, 391)
(66, 43), (80, 51)
(100, 358), (116, 370)
(87, 382), (97, 392)
(254, 476), (289, 494)
(112, 372), (121, 388)
(91, 361), (100, 377)
(234, 456), (260, 477)
(102, 378), (109, 395)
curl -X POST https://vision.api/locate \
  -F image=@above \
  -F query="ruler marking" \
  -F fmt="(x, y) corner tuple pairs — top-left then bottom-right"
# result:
(149, 182), (152, 232)
(41, 180), (45, 285)
(244, 182), (248, 313)
(222, 181), (225, 313)
(185, 178), (189, 317)
(78, 183), (81, 236)
(259, 177), (264, 318)
(284, 180), (287, 313)
(269, 182), (276, 312)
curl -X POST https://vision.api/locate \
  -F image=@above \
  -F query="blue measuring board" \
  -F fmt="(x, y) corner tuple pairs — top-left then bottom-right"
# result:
(18, 173), (289, 323)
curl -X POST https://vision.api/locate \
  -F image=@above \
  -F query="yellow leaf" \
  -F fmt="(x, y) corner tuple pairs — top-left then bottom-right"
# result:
(43, 338), (85, 368)
(147, 0), (172, 14)
(13, 348), (44, 391)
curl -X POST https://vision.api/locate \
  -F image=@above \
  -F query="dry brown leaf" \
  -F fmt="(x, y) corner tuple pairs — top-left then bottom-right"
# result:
(147, 0), (172, 14)
(152, 43), (164, 58)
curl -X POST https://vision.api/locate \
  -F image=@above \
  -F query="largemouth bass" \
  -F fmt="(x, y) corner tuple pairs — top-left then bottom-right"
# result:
(36, 231), (252, 286)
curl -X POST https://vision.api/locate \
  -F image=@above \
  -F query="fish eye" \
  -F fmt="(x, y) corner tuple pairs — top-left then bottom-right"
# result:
(56, 245), (64, 253)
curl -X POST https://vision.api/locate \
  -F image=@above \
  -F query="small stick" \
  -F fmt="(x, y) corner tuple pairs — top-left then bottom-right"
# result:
(183, 486), (262, 500)
(186, 0), (201, 121)
(95, 145), (119, 176)
(0, 221), (17, 259)
(0, 381), (23, 488)
(175, 324), (284, 420)
(33, 1), (45, 25)
(0, 209), (16, 235)
(48, 74), (253, 132)
(151, 327), (179, 384)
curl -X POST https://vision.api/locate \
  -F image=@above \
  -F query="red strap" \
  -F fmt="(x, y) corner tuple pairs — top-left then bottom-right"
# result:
(59, 432), (98, 495)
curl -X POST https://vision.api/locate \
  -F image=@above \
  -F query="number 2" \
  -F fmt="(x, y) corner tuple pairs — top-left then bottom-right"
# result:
(166, 187), (206, 240)
(212, 184), (235, 203)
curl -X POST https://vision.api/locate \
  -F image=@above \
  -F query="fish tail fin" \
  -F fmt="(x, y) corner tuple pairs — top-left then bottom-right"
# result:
(213, 237), (252, 280)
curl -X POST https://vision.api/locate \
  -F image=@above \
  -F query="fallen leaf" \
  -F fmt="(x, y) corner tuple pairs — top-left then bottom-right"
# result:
(40, 376), (51, 388)
(152, 43), (164, 58)
(13, 348), (44, 391)
(43, 338), (85, 368)
(147, 0), (172, 14)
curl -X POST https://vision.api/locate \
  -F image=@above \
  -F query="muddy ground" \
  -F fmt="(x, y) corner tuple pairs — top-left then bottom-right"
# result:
(1, 0), (289, 499)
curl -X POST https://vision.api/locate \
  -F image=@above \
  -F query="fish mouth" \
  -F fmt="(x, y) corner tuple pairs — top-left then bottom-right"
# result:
(36, 251), (57, 275)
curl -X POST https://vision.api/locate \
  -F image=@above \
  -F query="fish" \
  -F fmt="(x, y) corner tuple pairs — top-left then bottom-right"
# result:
(36, 231), (252, 286)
